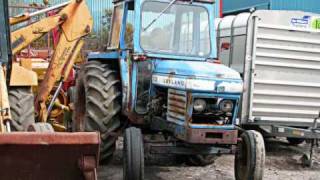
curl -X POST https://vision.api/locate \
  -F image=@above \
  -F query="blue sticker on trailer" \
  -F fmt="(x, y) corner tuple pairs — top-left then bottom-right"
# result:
(291, 15), (320, 30)
(291, 15), (311, 28)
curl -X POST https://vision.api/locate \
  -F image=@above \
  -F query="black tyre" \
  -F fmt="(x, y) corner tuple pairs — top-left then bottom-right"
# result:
(73, 61), (121, 163)
(123, 127), (144, 180)
(187, 155), (217, 166)
(67, 86), (76, 104)
(27, 123), (55, 132)
(235, 130), (265, 180)
(8, 87), (35, 131)
(287, 137), (305, 145)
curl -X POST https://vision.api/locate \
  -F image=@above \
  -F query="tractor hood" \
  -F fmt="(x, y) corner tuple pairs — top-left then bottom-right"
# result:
(152, 60), (243, 93)
(153, 60), (241, 80)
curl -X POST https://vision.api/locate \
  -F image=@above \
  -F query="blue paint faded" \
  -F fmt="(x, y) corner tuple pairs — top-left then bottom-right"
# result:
(88, 0), (242, 146)
(153, 60), (241, 80)
(88, 51), (120, 60)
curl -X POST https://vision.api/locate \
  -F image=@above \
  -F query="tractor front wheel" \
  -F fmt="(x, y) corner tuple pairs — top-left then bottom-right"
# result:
(235, 130), (265, 180)
(123, 127), (144, 180)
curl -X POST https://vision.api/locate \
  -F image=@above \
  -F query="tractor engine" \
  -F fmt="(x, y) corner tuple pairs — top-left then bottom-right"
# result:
(145, 60), (243, 144)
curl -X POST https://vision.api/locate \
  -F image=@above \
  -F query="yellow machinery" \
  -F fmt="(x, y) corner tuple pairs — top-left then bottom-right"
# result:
(0, 0), (100, 179)
(10, 0), (93, 129)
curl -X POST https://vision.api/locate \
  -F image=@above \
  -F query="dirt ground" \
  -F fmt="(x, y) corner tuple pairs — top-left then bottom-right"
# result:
(98, 138), (320, 180)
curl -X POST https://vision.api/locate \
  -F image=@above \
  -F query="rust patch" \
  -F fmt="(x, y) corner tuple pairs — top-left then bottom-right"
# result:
(183, 128), (238, 145)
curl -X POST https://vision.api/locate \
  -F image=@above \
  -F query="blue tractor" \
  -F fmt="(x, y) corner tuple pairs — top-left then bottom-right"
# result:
(73, 0), (265, 179)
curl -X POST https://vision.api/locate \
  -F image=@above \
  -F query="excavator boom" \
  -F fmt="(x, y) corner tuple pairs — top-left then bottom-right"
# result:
(9, 1), (70, 25)
(9, 0), (93, 122)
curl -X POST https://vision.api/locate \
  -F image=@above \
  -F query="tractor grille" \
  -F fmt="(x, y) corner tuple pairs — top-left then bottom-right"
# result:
(167, 89), (187, 123)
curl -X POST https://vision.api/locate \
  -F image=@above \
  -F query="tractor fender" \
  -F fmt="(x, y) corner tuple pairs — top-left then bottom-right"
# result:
(87, 51), (120, 61)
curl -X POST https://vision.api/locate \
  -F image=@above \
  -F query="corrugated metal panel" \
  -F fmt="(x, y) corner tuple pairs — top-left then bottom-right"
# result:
(222, 0), (270, 14)
(271, 0), (320, 14)
(22, 0), (113, 32)
(86, 0), (113, 33)
(251, 22), (320, 123)
(9, 0), (25, 16)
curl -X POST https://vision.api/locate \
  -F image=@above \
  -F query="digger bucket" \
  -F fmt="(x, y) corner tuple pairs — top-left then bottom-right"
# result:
(0, 132), (100, 180)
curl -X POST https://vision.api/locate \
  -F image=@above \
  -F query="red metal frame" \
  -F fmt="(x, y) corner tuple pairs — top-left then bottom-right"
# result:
(219, 0), (223, 17)
(0, 132), (100, 180)
(184, 128), (238, 144)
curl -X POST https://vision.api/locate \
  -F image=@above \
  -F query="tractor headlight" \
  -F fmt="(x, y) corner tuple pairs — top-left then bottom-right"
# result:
(193, 99), (207, 113)
(219, 100), (234, 112)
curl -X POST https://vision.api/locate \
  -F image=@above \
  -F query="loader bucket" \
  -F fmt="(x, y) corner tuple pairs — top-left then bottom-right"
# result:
(0, 132), (100, 180)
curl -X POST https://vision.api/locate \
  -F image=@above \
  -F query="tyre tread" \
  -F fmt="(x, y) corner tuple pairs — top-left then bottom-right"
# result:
(74, 61), (121, 163)
(9, 87), (35, 131)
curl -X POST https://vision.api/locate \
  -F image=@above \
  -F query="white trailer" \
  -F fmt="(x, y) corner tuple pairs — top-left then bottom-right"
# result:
(216, 10), (320, 166)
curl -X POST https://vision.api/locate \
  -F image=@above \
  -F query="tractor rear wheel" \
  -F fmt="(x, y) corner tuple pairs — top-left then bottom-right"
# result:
(235, 130), (265, 180)
(8, 87), (35, 131)
(73, 61), (122, 163)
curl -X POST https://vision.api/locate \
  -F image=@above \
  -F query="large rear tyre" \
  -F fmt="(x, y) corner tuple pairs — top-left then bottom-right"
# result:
(123, 127), (144, 180)
(187, 155), (217, 166)
(8, 87), (35, 131)
(73, 61), (121, 163)
(235, 130), (265, 180)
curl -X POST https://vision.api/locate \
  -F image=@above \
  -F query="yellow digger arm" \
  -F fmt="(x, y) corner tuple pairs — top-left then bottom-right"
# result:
(11, 15), (63, 55)
(9, 1), (70, 26)
(33, 0), (93, 122)
(8, 0), (92, 121)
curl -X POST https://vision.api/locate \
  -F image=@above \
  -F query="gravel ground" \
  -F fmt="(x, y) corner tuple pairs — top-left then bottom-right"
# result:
(98, 138), (320, 180)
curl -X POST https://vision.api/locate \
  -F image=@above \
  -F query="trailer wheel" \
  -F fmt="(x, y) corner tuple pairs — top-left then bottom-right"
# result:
(27, 123), (55, 132)
(235, 130), (265, 180)
(73, 61), (122, 163)
(123, 127), (144, 180)
(9, 87), (35, 131)
(287, 137), (305, 145)
(187, 155), (217, 166)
